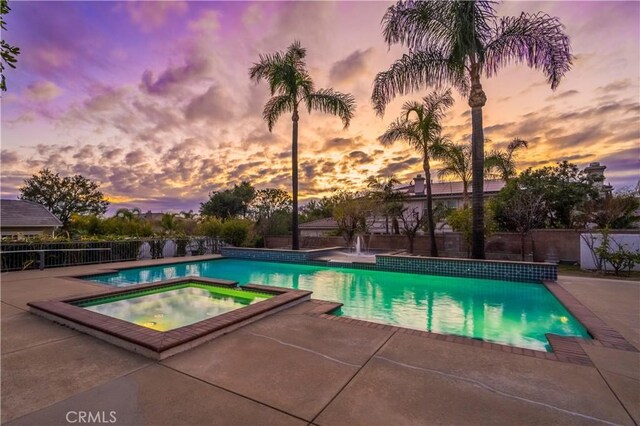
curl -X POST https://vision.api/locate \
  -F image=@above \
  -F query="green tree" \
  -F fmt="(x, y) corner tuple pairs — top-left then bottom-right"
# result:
(372, 0), (572, 259)
(200, 181), (256, 219)
(250, 41), (356, 250)
(378, 89), (454, 256)
(101, 211), (153, 237)
(485, 138), (528, 181)
(250, 188), (293, 237)
(220, 218), (253, 247)
(330, 190), (374, 247)
(19, 169), (109, 228)
(300, 198), (333, 223)
(582, 190), (639, 229)
(197, 217), (224, 238)
(160, 213), (182, 234)
(446, 206), (496, 258)
(1, 0), (20, 92)
(494, 161), (600, 229)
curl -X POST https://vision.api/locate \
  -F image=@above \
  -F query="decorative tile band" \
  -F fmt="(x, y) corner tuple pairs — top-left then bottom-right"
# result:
(220, 248), (557, 282)
(220, 247), (339, 262)
(376, 255), (557, 282)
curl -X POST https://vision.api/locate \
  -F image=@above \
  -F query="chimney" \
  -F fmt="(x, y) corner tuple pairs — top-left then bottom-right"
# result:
(413, 174), (425, 195)
(583, 162), (607, 188)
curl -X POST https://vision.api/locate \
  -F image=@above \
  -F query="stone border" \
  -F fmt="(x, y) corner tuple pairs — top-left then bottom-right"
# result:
(28, 277), (311, 360)
(542, 280), (638, 352)
(74, 256), (227, 282)
(302, 279), (640, 366)
(303, 301), (589, 365)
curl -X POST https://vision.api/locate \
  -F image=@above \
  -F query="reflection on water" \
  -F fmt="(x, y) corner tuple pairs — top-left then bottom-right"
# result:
(85, 286), (266, 331)
(89, 259), (589, 350)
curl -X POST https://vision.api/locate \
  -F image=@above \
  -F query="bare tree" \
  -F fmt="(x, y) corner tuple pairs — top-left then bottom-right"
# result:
(399, 207), (426, 254)
(500, 191), (546, 260)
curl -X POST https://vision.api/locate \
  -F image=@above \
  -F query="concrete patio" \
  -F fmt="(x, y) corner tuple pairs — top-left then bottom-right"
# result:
(1, 257), (638, 425)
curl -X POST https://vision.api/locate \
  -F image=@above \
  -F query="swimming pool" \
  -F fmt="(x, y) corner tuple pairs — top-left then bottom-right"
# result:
(85, 259), (589, 351)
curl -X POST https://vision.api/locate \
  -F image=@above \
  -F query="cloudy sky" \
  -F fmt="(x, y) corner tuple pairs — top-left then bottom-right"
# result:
(2, 1), (639, 213)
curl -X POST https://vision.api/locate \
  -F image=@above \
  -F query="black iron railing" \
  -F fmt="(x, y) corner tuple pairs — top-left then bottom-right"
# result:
(0, 237), (225, 272)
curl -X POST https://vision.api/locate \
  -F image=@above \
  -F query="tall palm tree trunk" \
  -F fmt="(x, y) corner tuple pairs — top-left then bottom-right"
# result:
(460, 180), (469, 208)
(291, 108), (300, 250)
(423, 158), (438, 257)
(469, 63), (487, 259)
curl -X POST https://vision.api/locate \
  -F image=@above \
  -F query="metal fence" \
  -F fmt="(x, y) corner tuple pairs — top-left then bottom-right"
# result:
(0, 237), (225, 272)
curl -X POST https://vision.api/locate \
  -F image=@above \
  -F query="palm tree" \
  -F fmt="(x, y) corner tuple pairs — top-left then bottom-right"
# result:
(180, 209), (197, 220)
(115, 207), (141, 221)
(485, 138), (528, 181)
(250, 41), (356, 250)
(160, 213), (180, 233)
(378, 89), (454, 256)
(433, 142), (472, 207)
(372, 1), (572, 259)
(366, 175), (404, 234)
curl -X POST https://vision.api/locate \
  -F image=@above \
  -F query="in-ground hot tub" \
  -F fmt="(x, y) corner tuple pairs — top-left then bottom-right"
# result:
(28, 278), (310, 359)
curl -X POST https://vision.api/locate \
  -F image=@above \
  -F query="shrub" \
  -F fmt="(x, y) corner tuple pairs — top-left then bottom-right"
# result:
(197, 217), (223, 238)
(149, 239), (166, 259)
(594, 231), (640, 276)
(220, 219), (252, 247)
(175, 236), (190, 257)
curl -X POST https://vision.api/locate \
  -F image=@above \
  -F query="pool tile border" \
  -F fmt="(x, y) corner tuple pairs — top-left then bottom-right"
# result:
(28, 277), (311, 359)
(376, 254), (557, 281)
(219, 248), (557, 282)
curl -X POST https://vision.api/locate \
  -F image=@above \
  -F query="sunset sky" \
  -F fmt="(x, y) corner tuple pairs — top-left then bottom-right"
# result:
(2, 1), (639, 213)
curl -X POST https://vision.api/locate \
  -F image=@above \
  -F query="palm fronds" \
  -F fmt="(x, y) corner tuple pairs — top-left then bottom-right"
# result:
(372, 49), (467, 116)
(263, 95), (293, 131)
(306, 89), (356, 128)
(484, 12), (572, 89)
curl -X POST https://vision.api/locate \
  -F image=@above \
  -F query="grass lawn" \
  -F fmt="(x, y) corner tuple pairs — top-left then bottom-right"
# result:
(558, 263), (640, 281)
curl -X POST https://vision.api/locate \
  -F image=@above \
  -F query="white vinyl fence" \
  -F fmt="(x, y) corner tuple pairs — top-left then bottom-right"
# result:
(580, 233), (640, 271)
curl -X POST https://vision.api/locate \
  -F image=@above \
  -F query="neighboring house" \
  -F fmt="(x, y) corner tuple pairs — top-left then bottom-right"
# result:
(299, 217), (339, 237)
(395, 174), (506, 214)
(299, 177), (505, 236)
(0, 200), (62, 237)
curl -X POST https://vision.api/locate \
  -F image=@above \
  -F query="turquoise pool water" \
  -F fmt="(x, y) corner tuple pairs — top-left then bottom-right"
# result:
(86, 259), (589, 351)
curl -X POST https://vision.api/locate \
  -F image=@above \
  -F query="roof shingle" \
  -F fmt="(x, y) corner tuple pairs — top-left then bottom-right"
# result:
(0, 200), (63, 227)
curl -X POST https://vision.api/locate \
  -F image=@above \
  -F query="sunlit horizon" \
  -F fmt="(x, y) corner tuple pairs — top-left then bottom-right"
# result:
(2, 1), (639, 213)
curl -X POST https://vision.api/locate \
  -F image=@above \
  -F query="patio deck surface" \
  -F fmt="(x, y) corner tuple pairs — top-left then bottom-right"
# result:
(1, 256), (638, 425)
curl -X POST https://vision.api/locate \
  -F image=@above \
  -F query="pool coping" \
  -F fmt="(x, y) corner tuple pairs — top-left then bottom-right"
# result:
(62, 257), (636, 361)
(27, 277), (311, 360)
(300, 278), (639, 367)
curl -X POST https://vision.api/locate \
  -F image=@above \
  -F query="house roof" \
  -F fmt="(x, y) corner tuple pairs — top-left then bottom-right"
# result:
(396, 179), (506, 197)
(299, 217), (338, 229)
(0, 200), (63, 228)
